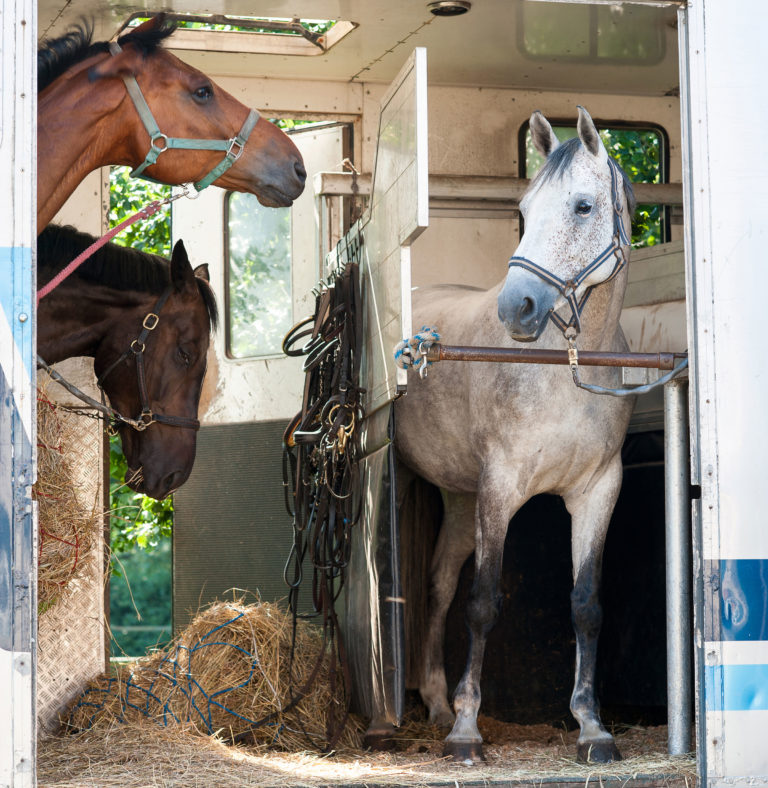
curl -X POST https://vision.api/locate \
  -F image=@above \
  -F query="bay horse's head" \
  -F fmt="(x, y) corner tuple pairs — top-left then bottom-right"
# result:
(39, 15), (305, 209)
(498, 107), (635, 342)
(94, 240), (216, 500)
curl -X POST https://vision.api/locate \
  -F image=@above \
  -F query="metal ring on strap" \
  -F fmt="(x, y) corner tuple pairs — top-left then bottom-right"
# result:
(109, 41), (260, 192)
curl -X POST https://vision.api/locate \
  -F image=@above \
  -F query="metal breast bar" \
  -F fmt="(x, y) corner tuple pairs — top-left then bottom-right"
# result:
(109, 41), (260, 191)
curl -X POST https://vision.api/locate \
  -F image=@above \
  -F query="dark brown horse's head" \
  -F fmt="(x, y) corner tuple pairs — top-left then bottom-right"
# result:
(93, 240), (215, 500)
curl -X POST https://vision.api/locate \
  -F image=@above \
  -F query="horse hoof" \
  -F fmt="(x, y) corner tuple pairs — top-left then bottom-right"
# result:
(363, 723), (397, 751)
(443, 739), (485, 762)
(577, 740), (622, 763)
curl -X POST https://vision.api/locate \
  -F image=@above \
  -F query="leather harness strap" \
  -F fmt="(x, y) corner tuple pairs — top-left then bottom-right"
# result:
(96, 287), (201, 431)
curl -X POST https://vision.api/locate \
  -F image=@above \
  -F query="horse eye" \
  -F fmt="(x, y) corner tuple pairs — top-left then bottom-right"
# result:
(193, 85), (213, 102)
(576, 199), (593, 216)
(177, 347), (191, 367)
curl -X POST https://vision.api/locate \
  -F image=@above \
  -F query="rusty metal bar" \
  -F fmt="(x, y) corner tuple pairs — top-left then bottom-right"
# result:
(425, 343), (687, 370)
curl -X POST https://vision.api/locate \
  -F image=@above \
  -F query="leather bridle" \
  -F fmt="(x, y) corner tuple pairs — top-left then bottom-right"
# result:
(96, 288), (201, 432)
(507, 156), (631, 339)
(109, 41), (260, 191)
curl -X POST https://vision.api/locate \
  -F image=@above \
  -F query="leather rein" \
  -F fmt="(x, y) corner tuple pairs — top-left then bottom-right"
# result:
(39, 288), (200, 433)
(109, 41), (260, 191)
(507, 156), (631, 340)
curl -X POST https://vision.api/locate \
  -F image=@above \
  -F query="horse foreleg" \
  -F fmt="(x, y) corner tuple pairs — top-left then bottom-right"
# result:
(564, 455), (623, 763)
(420, 491), (476, 727)
(444, 482), (515, 762)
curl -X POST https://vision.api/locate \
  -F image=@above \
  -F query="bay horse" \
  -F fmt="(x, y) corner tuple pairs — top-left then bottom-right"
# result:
(395, 107), (636, 763)
(37, 15), (306, 229)
(37, 224), (217, 501)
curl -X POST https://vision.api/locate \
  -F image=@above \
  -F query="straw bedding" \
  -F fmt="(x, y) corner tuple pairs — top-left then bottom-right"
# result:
(66, 599), (364, 751)
(39, 718), (696, 788)
(35, 390), (101, 610)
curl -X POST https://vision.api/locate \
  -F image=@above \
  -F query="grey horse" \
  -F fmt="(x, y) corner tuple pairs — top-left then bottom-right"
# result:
(395, 107), (636, 763)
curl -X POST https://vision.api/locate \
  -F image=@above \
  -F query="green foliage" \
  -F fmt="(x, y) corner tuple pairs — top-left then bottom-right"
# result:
(109, 435), (173, 557)
(108, 167), (174, 558)
(108, 167), (174, 657)
(524, 125), (664, 248)
(110, 539), (172, 656)
(109, 166), (171, 256)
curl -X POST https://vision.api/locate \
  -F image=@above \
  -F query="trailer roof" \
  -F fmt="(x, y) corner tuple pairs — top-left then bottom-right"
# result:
(38, 0), (681, 96)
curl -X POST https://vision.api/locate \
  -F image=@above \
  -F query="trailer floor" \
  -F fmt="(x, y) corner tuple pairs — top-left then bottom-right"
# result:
(38, 718), (696, 788)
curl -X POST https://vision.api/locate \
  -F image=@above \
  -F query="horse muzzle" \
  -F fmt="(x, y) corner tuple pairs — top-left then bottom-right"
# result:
(497, 274), (557, 342)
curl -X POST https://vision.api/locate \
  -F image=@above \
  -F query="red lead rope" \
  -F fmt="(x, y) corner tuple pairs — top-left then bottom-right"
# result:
(37, 196), (176, 305)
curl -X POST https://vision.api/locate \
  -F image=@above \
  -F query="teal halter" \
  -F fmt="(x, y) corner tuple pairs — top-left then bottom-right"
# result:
(109, 41), (260, 191)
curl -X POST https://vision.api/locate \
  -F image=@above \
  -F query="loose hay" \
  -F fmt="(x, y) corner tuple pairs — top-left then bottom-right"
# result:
(35, 390), (101, 610)
(39, 720), (696, 788)
(67, 599), (364, 751)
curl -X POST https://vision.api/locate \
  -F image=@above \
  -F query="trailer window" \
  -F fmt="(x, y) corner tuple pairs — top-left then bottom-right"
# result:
(523, 123), (667, 248)
(225, 193), (292, 359)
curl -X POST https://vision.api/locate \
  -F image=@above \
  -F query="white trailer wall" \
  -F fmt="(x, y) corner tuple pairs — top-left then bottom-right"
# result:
(681, 0), (768, 784)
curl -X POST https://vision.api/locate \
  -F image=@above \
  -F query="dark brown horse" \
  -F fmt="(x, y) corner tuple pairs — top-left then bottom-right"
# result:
(38, 225), (217, 500)
(37, 15), (306, 229)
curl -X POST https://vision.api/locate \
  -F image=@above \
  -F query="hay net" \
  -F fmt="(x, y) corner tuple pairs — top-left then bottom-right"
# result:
(67, 599), (362, 751)
(35, 388), (101, 610)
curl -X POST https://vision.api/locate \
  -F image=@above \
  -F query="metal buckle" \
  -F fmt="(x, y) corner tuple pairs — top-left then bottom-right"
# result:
(136, 410), (154, 431)
(130, 339), (145, 355)
(226, 136), (245, 162)
(150, 132), (169, 154)
(142, 313), (159, 331)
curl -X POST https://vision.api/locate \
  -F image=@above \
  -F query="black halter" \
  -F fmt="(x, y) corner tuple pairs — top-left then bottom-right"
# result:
(507, 156), (631, 338)
(97, 288), (201, 431)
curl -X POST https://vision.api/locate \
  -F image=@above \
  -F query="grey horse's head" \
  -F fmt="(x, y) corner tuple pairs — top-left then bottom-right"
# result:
(498, 106), (634, 341)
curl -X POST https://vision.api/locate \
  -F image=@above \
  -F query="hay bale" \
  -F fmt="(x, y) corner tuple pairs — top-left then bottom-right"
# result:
(67, 599), (363, 751)
(35, 390), (101, 611)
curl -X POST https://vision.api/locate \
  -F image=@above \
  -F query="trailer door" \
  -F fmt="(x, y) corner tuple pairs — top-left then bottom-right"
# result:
(341, 48), (428, 735)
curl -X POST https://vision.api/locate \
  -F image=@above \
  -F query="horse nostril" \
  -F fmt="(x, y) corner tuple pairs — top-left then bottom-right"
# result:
(295, 159), (307, 183)
(520, 296), (536, 319)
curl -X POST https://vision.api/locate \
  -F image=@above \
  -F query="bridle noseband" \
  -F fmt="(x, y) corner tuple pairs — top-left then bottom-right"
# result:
(109, 41), (260, 191)
(507, 156), (631, 339)
(96, 288), (201, 432)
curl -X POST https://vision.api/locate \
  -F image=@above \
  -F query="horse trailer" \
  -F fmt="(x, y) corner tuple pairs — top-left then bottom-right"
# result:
(2, 0), (767, 785)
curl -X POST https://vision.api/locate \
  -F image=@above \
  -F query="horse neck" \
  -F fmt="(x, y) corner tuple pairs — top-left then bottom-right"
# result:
(37, 279), (146, 364)
(572, 263), (629, 350)
(37, 59), (135, 228)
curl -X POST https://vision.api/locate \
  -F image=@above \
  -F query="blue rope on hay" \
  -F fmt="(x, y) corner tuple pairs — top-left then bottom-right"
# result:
(68, 611), (287, 734)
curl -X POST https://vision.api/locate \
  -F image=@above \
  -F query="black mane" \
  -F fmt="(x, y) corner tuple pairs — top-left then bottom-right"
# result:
(38, 17), (176, 93)
(38, 224), (218, 332)
(532, 137), (637, 216)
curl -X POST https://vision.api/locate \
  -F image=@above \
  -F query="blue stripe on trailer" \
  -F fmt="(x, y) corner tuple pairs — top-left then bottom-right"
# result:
(0, 246), (34, 445)
(705, 664), (768, 712)
(704, 559), (768, 642)
(0, 245), (34, 378)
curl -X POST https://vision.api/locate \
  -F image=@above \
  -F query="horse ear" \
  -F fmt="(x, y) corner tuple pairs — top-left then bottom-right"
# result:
(530, 111), (559, 158)
(89, 14), (169, 81)
(128, 13), (167, 35)
(88, 44), (145, 81)
(170, 239), (196, 293)
(193, 264), (210, 283)
(577, 106), (607, 161)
